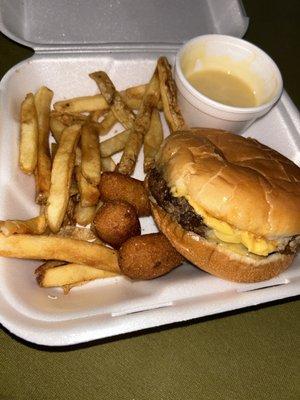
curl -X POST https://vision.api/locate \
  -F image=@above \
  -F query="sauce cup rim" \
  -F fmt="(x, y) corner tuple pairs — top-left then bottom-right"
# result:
(175, 34), (283, 115)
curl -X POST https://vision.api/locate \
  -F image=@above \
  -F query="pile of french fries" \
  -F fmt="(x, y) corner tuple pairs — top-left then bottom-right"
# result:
(0, 57), (186, 293)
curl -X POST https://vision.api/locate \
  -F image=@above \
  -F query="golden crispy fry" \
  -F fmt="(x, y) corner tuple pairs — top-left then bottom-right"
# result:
(35, 261), (118, 288)
(50, 112), (103, 144)
(119, 233), (184, 279)
(74, 203), (97, 226)
(34, 86), (54, 204)
(96, 110), (117, 135)
(99, 172), (151, 216)
(62, 196), (76, 227)
(53, 84), (149, 115)
(111, 93), (136, 129)
(53, 112), (87, 126)
(143, 109), (164, 173)
(116, 128), (141, 175)
(49, 115), (66, 142)
(19, 93), (38, 174)
(56, 225), (99, 242)
(75, 167), (99, 207)
(100, 129), (130, 157)
(89, 71), (135, 129)
(0, 215), (47, 236)
(46, 124), (81, 232)
(0, 234), (120, 272)
(122, 96), (141, 110)
(157, 57), (187, 133)
(123, 84), (146, 100)
(54, 94), (109, 114)
(117, 70), (160, 175)
(122, 84), (163, 110)
(101, 157), (116, 172)
(90, 109), (106, 122)
(51, 110), (103, 137)
(81, 122), (101, 186)
(91, 72), (114, 103)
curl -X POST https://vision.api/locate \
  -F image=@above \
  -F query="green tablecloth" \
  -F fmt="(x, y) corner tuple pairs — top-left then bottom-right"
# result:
(0, 1), (299, 399)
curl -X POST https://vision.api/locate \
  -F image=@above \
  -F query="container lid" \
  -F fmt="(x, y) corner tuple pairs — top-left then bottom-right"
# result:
(0, 0), (248, 52)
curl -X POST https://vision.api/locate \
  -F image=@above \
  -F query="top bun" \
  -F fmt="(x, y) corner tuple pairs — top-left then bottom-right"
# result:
(156, 128), (300, 238)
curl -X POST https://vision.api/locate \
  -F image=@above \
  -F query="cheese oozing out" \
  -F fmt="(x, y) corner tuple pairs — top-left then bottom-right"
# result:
(171, 186), (278, 256)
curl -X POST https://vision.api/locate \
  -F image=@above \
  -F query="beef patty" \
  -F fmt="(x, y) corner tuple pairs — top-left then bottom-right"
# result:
(148, 169), (207, 237)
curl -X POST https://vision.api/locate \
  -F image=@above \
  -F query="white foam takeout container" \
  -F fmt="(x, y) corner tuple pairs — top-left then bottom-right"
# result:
(0, 0), (299, 347)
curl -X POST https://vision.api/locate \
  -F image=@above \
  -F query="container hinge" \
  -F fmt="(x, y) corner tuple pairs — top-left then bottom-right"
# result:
(34, 43), (180, 55)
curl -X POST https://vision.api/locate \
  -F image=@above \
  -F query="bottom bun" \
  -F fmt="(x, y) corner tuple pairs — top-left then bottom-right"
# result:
(151, 202), (294, 283)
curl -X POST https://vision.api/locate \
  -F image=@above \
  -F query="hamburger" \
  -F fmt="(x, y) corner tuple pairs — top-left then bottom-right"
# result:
(147, 128), (300, 282)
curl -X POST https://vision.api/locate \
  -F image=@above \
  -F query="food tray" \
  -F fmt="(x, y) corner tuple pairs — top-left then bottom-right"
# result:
(0, 0), (299, 346)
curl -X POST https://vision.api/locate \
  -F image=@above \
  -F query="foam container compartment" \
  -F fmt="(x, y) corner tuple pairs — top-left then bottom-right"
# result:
(0, 0), (299, 346)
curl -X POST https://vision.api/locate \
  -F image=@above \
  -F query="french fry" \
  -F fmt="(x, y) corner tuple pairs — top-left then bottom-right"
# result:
(117, 70), (160, 175)
(0, 234), (120, 272)
(0, 215), (47, 236)
(54, 94), (109, 114)
(122, 84), (161, 110)
(62, 196), (76, 227)
(50, 114), (66, 142)
(89, 71), (135, 129)
(100, 129), (130, 157)
(123, 84), (147, 101)
(54, 112), (87, 126)
(53, 84), (159, 115)
(74, 203), (97, 226)
(35, 262), (118, 288)
(19, 93), (38, 174)
(90, 109), (106, 122)
(143, 109), (164, 173)
(51, 110), (111, 139)
(112, 94), (136, 129)
(53, 91), (133, 115)
(97, 110), (117, 135)
(46, 124), (81, 233)
(101, 157), (116, 172)
(81, 122), (101, 186)
(75, 167), (100, 207)
(56, 225), (99, 242)
(122, 97), (142, 110)
(157, 57), (187, 133)
(34, 86), (54, 204)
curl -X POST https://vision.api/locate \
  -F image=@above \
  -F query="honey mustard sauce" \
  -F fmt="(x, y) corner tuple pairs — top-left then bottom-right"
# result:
(187, 69), (257, 108)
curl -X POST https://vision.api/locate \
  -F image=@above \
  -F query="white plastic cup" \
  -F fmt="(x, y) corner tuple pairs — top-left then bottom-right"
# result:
(175, 34), (283, 133)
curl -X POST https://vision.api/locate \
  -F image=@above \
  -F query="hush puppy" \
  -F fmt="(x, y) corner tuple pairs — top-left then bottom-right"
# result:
(119, 233), (184, 279)
(93, 200), (141, 249)
(99, 172), (151, 216)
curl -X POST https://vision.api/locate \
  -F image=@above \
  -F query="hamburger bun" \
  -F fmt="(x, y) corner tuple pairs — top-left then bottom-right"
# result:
(151, 201), (294, 282)
(148, 128), (300, 282)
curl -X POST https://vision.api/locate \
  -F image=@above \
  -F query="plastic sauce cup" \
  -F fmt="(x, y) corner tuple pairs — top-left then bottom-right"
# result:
(175, 34), (283, 133)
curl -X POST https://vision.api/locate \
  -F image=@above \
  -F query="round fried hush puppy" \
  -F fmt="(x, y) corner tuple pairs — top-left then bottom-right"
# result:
(119, 233), (184, 280)
(93, 200), (141, 249)
(99, 172), (151, 216)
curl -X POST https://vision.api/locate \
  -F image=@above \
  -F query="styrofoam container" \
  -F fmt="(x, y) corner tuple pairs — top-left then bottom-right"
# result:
(0, 0), (299, 347)
(175, 34), (283, 133)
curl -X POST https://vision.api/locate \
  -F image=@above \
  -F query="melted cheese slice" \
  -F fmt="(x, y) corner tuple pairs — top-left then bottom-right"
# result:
(171, 187), (277, 256)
